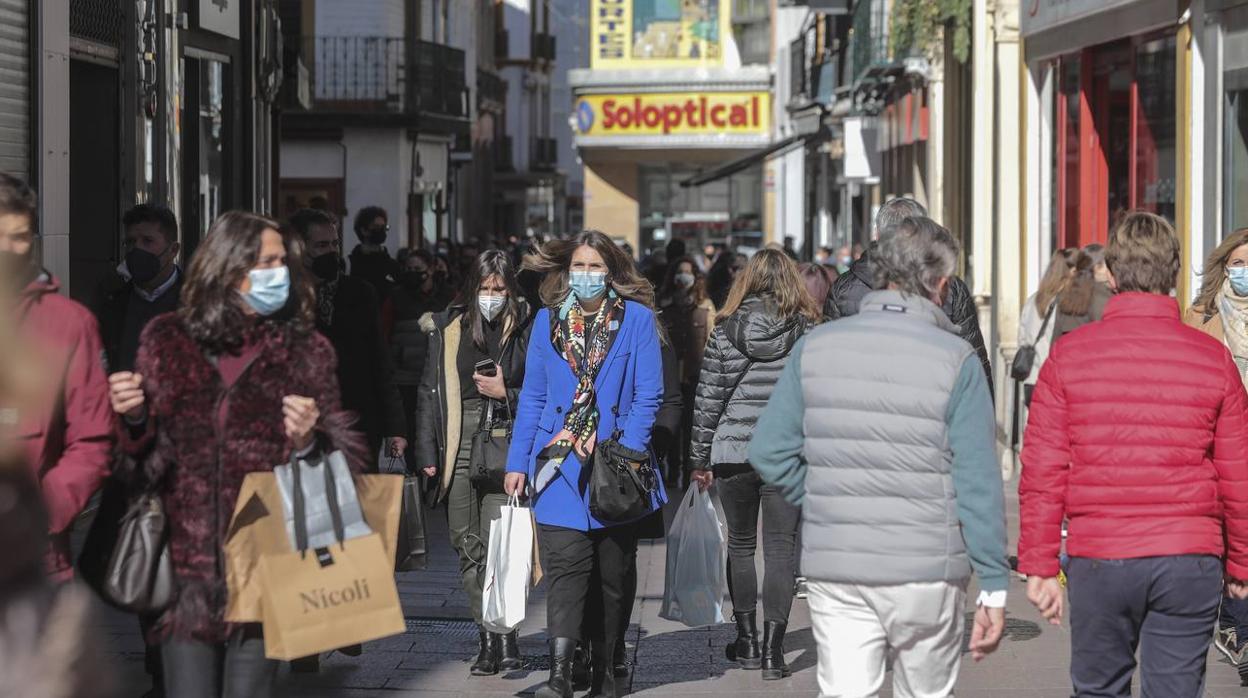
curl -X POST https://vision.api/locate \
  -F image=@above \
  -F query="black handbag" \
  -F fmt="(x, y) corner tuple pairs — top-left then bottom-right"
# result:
(469, 396), (512, 492)
(1011, 298), (1058, 382)
(589, 439), (659, 524)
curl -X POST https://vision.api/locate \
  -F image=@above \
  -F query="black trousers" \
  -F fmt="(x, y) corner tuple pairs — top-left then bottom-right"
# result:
(1068, 555), (1221, 698)
(162, 624), (276, 698)
(540, 523), (639, 644)
(717, 465), (800, 623)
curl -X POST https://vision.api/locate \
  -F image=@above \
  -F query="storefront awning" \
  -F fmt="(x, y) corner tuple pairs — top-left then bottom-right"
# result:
(679, 131), (820, 188)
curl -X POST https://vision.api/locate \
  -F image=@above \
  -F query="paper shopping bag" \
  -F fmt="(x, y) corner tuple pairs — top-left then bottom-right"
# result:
(257, 531), (406, 660)
(481, 495), (534, 633)
(224, 470), (402, 623)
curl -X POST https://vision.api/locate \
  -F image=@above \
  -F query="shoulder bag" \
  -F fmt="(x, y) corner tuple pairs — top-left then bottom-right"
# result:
(469, 390), (512, 493)
(589, 437), (659, 525)
(94, 453), (173, 614)
(1010, 297), (1059, 382)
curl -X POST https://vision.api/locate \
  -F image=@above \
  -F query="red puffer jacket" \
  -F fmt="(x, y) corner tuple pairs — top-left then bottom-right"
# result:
(1018, 292), (1248, 579)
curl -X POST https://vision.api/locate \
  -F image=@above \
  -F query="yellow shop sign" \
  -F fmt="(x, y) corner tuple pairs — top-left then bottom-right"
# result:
(573, 93), (771, 137)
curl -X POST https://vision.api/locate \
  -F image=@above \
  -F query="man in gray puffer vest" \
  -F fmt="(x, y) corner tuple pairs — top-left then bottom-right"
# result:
(750, 216), (1008, 697)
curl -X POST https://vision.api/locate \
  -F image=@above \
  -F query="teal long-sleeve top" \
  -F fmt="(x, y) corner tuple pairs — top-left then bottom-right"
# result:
(748, 338), (1009, 593)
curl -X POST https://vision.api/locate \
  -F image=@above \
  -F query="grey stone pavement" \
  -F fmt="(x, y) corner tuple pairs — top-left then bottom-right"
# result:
(88, 479), (1248, 697)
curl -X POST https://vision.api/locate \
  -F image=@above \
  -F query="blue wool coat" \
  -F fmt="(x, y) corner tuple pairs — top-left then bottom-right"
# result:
(506, 300), (667, 530)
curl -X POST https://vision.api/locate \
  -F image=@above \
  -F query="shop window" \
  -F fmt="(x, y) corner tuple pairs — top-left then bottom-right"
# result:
(1052, 33), (1177, 248)
(1226, 89), (1248, 234)
(1134, 37), (1177, 224)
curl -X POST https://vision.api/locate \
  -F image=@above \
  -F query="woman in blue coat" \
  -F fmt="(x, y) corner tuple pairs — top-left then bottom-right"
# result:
(505, 230), (666, 698)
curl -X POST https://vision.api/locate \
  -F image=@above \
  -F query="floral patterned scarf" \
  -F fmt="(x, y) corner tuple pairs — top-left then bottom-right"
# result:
(532, 294), (622, 494)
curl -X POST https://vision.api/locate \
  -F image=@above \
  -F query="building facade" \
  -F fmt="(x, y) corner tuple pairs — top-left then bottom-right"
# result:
(277, 0), (471, 254)
(6, 0), (281, 302)
(571, 0), (774, 257)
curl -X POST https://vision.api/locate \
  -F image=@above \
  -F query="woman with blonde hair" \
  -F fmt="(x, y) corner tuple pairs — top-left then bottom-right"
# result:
(1016, 248), (1076, 392)
(1185, 228), (1248, 677)
(689, 248), (820, 681)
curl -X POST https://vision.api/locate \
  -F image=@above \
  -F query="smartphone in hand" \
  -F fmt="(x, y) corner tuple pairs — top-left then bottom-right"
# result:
(474, 359), (498, 377)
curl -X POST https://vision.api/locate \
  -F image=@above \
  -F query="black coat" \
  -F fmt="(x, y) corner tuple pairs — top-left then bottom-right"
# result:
(389, 287), (446, 386)
(690, 295), (809, 470)
(95, 275), (183, 372)
(317, 275), (406, 459)
(348, 245), (399, 301)
(415, 303), (532, 500)
(823, 248), (993, 392)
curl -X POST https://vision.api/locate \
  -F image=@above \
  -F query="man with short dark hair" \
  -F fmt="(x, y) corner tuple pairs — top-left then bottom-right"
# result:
(290, 208), (406, 468)
(1019, 211), (1248, 696)
(824, 197), (992, 388)
(97, 204), (182, 372)
(348, 205), (399, 301)
(0, 173), (113, 582)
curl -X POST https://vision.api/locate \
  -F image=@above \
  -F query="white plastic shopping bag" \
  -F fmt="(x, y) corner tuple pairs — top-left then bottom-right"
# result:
(482, 494), (535, 633)
(660, 486), (729, 627)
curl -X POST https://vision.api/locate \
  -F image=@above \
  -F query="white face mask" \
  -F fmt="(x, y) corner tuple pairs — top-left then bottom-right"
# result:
(478, 293), (505, 321)
(675, 272), (695, 289)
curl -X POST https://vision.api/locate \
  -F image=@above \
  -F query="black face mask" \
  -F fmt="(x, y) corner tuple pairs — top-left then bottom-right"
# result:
(433, 270), (448, 286)
(125, 247), (167, 286)
(362, 227), (388, 246)
(400, 270), (428, 292)
(310, 252), (341, 282)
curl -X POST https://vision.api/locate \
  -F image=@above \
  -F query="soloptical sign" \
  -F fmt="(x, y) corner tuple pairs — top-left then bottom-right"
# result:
(574, 93), (771, 137)
(591, 0), (732, 70)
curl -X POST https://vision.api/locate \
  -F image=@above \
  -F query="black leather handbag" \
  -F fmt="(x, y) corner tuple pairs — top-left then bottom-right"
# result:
(589, 439), (658, 524)
(1011, 298), (1058, 382)
(469, 396), (512, 492)
(395, 470), (429, 571)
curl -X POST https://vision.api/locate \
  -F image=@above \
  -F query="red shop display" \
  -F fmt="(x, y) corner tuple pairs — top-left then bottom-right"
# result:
(1053, 34), (1177, 248)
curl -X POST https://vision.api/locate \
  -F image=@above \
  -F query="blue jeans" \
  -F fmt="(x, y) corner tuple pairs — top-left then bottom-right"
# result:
(1067, 555), (1221, 698)
(1222, 596), (1248, 646)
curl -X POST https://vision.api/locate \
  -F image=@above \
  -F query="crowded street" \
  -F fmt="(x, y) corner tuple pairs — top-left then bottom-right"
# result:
(7, 1), (1248, 697)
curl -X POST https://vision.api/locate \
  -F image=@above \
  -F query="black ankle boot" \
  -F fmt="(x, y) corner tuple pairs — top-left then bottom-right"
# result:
(571, 641), (591, 690)
(469, 628), (499, 676)
(590, 640), (620, 697)
(724, 610), (761, 669)
(498, 630), (522, 671)
(761, 621), (791, 680)
(612, 639), (630, 678)
(535, 638), (576, 698)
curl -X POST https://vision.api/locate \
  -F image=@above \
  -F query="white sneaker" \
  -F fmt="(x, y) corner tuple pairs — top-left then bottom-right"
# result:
(1216, 627), (1242, 665)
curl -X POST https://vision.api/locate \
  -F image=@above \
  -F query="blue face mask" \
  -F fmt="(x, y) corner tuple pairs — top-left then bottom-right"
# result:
(1231, 267), (1248, 297)
(569, 270), (607, 301)
(241, 265), (290, 316)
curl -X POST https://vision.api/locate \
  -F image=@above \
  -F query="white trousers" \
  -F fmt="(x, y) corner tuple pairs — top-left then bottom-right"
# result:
(806, 579), (967, 698)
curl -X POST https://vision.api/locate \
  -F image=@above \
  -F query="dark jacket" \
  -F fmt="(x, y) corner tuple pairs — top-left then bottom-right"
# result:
(415, 303), (532, 501)
(96, 273), (183, 372)
(824, 247), (992, 391)
(388, 286), (446, 386)
(317, 275), (406, 460)
(118, 314), (364, 642)
(348, 245), (399, 301)
(14, 272), (114, 582)
(1053, 282), (1112, 342)
(691, 295), (810, 470)
(651, 340), (684, 462)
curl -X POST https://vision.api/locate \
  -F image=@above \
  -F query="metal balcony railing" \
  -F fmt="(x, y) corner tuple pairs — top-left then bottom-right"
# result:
(477, 68), (507, 108)
(298, 36), (467, 117)
(849, 0), (912, 84)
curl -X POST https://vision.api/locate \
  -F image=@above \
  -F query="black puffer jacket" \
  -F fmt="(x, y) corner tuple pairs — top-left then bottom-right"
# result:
(690, 295), (810, 470)
(824, 246), (993, 393)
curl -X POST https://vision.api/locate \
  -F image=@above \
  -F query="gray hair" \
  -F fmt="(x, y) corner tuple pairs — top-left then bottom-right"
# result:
(872, 216), (959, 300)
(876, 197), (928, 241)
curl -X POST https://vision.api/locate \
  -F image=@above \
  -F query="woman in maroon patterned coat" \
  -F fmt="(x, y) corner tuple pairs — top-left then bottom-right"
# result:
(107, 211), (364, 698)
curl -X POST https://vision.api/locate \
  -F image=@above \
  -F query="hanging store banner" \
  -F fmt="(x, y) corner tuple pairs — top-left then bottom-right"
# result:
(591, 0), (733, 70)
(573, 93), (771, 137)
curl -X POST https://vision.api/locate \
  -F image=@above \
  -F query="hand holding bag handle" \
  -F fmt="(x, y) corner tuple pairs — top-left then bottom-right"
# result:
(289, 450), (347, 558)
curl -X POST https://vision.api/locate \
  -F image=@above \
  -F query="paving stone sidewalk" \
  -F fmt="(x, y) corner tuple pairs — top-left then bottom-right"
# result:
(91, 481), (1248, 697)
